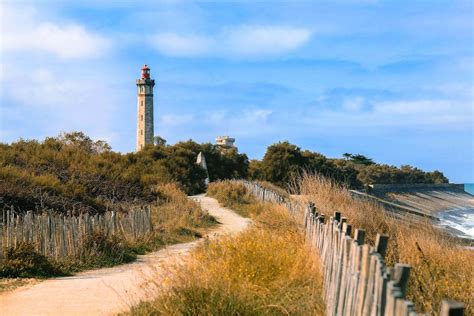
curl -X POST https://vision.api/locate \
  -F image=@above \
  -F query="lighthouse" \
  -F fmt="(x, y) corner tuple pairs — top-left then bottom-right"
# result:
(136, 65), (155, 151)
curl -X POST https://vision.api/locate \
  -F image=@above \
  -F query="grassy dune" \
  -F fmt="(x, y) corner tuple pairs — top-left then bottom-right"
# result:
(127, 181), (325, 315)
(297, 174), (474, 315)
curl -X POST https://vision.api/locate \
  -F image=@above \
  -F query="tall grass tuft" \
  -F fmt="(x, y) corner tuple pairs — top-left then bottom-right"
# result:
(207, 180), (267, 218)
(297, 173), (474, 314)
(152, 183), (216, 238)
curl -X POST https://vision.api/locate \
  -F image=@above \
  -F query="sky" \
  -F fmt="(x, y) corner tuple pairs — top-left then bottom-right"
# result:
(0, 0), (473, 183)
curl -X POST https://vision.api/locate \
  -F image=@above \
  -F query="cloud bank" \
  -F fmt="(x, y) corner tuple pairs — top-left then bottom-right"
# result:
(1, 5), (110, 59)
(150, 25), (312, 58)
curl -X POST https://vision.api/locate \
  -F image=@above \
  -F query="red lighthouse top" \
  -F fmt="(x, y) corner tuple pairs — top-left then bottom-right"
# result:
(140, 64), (151, 79)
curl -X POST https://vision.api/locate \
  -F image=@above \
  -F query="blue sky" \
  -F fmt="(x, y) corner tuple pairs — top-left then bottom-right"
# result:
(0, 0), (473, 182)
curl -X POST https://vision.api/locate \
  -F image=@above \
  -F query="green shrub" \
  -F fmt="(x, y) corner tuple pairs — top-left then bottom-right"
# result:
(0, 243), (63, 278)
(80, 232), (137, 268)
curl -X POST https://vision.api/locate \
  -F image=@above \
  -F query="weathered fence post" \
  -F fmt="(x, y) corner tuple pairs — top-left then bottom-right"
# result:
(440, 300), (465, 316)
(393, 263), (411, 298)
(375, 233), (389, 258)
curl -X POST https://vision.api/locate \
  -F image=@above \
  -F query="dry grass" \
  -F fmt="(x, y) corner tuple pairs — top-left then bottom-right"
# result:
(255, 180), (290, 199)
(0, 278), (39, 293)
(127, 185), (325, 316)
(297, 173), (474, 315)
(207, 180), (267, 218)
(152, 183), (216, 238)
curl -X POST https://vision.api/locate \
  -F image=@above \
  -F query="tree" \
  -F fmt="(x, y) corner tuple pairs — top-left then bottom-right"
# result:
(253, 142), (447, 188)
(348, 154), (374, 165)
(248, 160), (265, 180)
(57, 131), (111, 154)
(426, 170), (449, 184)
(343, 153), (353, 160)
(154, 136), (167, 146)
(261, 141), (305, 186)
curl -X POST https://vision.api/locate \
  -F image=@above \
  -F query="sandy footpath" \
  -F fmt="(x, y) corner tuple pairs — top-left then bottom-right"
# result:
(0, 195), (251, 316)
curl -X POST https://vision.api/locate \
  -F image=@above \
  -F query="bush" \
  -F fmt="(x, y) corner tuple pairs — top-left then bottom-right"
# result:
(81, 232), (136, 267)
(0, 243), (62, 278)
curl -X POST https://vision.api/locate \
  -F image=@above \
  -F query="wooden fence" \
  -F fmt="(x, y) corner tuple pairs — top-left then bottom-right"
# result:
(0, 207), (152, 260)
(241, 180), (465, 316)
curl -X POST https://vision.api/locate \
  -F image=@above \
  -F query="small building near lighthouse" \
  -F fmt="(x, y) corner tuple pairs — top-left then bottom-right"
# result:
(216, 136), (235, 149)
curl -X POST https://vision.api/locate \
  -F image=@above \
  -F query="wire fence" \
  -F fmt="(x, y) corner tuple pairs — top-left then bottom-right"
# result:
(241, 180), (465, 316)
(0, 207), (152, 260)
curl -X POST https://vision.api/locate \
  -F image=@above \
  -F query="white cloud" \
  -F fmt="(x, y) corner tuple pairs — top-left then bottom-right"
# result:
(160, 114), (194, 126)
(0, 5), (109, 59)
(207, 110), (228, 123)
(374, 100), (458, 116)
(342, 97), (365, 112)
(150, 33), (211, 57)
(156, 107), (276, 143)
(149, 25), (312, 58)
(1, 63), (120, 143)
(224, 25), (312, 56)
(243, 109), (273, 122)
(305, 98), (473, 129)
(6, 68), (72, 108)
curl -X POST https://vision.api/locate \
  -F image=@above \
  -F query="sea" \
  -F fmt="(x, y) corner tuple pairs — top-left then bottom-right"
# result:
(465, 183), (474, 195)
(436, 183), (474, 239)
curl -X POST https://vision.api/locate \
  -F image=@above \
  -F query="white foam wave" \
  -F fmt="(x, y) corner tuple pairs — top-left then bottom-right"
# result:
(437, 208), (474, 239)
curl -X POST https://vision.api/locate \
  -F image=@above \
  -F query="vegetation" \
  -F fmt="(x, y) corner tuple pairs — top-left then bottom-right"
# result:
(297, 173), (473, 314)
(0, 243), (63, 278)
(207, 181), (267, 218)
(0, 133), (446, 216)
(254, 180), (290, 199)
(249, 141), (448, 188)
(342, 153), (374, 165)
(0, 132), (248, 214)
(127, 181), (325, 316)
(0, 278), (37, 293)
(0, 183), (215, 278)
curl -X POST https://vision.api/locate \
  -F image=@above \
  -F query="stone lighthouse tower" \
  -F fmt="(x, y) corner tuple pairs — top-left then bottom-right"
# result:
(136, 65), (155, 151)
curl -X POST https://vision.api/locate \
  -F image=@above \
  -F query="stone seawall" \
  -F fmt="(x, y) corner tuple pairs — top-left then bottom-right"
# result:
(366, 183), (474, 214)
(369, 183), (465, 193)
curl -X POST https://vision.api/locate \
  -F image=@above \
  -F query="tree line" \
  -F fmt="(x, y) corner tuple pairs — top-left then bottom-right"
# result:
(0, 132), (248, 214)
(248, 141), (448, 188)
(0, 133), (447, 214)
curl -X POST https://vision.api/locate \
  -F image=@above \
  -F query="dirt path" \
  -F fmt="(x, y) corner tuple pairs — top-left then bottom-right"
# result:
(0, 195), (251, 316)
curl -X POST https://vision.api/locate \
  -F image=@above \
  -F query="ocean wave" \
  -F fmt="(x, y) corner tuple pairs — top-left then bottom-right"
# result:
(437, 208), (474, 239)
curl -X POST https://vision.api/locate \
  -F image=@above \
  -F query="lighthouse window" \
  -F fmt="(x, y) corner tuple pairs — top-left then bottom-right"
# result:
(141, 130), (143, 135)
(141, 115), (143, 121)
(141, 101), (143, 107)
